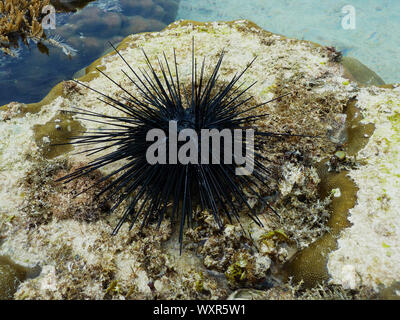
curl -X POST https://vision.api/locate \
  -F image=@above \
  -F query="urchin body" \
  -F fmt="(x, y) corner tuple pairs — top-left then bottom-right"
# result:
(58, 42), (295, 251)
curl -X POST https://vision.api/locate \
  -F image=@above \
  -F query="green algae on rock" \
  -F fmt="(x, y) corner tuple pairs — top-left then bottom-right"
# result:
(283, 170), (357, 288)
(0, 19), (386, 299)
(282, 97), (376, 288)
(34, 113), (85, 159)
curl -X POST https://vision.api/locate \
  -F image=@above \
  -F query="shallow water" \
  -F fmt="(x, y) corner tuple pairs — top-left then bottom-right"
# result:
(177, 0), (400, 84)
(0, 0), (180, 106)
(1, 0), (398, 106)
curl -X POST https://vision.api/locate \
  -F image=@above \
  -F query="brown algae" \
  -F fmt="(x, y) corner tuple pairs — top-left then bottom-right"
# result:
(0, 0), (49, 55)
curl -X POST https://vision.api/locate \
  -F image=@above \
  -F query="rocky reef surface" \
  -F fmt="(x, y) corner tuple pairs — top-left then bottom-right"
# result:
(0, 20), (399, 300)
(328, 85), (400, 292)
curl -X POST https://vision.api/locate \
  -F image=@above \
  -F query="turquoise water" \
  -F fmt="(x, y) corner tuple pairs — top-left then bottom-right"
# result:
(0, 0), (399, 105)
(177, 0), (400, 84)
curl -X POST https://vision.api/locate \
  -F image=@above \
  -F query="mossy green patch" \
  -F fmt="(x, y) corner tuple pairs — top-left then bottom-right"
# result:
(105, 280), (120, 295)
(345, 99), (375, 156)
(261, 229), (290, 242)
(225, 259), (248, 284)
(389, 110), (400, 133)
(33, 113), (85, 159)
(194, 272), (205, 292)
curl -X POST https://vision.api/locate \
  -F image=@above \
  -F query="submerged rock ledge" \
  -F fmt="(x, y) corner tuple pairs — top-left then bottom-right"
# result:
(0, 20), (399, 299)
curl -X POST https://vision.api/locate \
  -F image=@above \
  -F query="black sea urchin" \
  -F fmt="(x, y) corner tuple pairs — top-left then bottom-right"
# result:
(58, 41), (298, 251)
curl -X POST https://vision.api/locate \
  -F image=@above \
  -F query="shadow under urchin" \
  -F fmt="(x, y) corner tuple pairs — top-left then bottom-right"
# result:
(57, 40), (301, 252)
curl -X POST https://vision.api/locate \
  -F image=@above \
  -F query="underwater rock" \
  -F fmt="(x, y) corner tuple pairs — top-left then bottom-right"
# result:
(51, 1), (97, 12)
(342, 57), (385, 86)
(87, 0), (122, 13)
(120, 0), (179, 24)
(0, 19), (393, 300)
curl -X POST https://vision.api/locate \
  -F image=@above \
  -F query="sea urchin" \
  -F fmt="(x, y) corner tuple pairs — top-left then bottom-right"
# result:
(58, 41), (298, 251)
